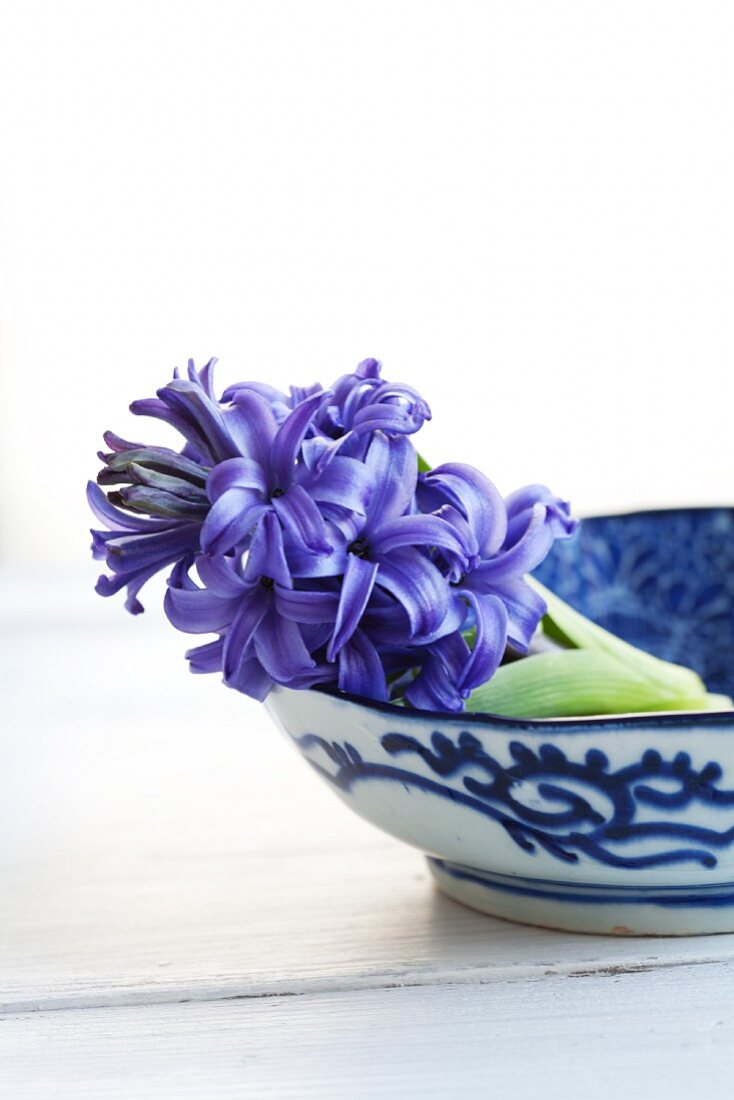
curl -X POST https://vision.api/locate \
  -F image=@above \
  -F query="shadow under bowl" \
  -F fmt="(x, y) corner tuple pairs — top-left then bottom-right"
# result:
(266, 507), (734, 936)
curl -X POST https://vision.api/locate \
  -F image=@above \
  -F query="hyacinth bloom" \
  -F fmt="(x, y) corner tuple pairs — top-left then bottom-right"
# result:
(87, 479), (203, 615)
(402, 467), (577, 711)
(89, 356), (578, 710)
(324, 435), (468, 658)
(166, 515), (339, 700)
(223, 357), (432, 458)
(199, 388), (372, 559)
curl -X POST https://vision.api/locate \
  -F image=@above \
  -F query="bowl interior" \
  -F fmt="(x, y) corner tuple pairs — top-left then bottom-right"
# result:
(534, 507), (734, 698)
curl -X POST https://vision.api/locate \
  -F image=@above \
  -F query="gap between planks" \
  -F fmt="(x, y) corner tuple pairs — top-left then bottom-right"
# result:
(2, 951), (726, 1017)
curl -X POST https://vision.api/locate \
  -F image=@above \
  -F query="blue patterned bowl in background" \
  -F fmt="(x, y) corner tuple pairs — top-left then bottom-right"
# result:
(266, 508), (734, 936)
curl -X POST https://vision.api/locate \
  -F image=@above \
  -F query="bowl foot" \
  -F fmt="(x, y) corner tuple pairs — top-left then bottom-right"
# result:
(427, 857), (734, 936)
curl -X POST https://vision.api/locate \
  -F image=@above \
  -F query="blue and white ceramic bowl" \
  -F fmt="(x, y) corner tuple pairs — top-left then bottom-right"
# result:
(266, 508), (734, 936)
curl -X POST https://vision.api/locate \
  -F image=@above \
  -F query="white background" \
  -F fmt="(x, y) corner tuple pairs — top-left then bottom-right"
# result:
(1, 0), (733, 580)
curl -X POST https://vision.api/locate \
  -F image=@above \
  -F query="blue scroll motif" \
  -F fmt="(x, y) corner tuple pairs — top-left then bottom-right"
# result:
(296, 730), (734, 870)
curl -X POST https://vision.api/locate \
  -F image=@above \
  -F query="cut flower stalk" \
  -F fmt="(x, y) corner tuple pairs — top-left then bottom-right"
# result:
(466, 579), (732, 718)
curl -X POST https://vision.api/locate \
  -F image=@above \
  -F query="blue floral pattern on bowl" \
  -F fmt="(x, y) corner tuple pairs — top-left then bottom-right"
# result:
(534, 507), (734, 696)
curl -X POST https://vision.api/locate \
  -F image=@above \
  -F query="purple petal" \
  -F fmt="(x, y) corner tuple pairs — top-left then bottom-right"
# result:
(94, 561), (163, 614)
(369, 513), (469, 561)
(165, 584), (241, 634)
(431, 631), (473, 685)
(300, 435), (331, 471)
(158, 379), (238, 464)
(87, 481), (172, 533)
(472, 503), (555, 583)
(340, 378), (378, 429)
(207, 458), (268, 501)
(187, 356), (217, 400)
(360, 589), (464, 646)
(253, 603), (316, 683)
(430, 505), (480, 578)
(287, 661), (338, 690)
(224, 390), (279, 467)
(102, 430), (145, 453)
(403, 667), (463, 712)
(299, 623), (335, 653)
(103, 526), (199, 573)
(115, 485), (209, 519)
(200, 491), (268, 555)
(275, 587), (340, 625)
(223, 380), (290, 406)
(418, 464), (507, 557)
(186, 638), (224, 674)
(362, 434), (418, 527)
(91, 528), (112, 560)
(284, 534), (348, 579)
(351, 382), (431, 436)
(457, 591), (508, 693)
(129, 398), (216, 465)
(196, 554), (249, 597)
(355, 357), (381, 380)
(300, 455), (372, 514)
(375, 548), (449, 639)
(359, 597), (414, 646)
(504, 485), (577, 546)
(243, 511), (292, 589)
(271, 485), (333, 555)
(404, 633), (471, 711)
(337, 629), (388, 701)
(226, 653), (273, 701)
(270, 390), (330, 489)
(484, 577), (547, 652)
(327, 554), (379, 661)
(222, 585), (270, 683)
(94, 523), (199, 614)
(289, 382), (324, 405)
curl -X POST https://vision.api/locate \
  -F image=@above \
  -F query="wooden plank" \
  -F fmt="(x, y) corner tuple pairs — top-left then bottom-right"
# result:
(3, 961), (734, 1099)
(3, 584), (734, 1012)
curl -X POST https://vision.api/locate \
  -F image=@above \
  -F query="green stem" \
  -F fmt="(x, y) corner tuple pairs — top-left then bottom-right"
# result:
(466, 649), (723, 719)
(465, 581), (731, 718)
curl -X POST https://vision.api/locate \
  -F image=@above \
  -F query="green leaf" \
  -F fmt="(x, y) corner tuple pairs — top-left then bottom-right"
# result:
(530, 578), (706, 699)
(466, 649), (726, 719)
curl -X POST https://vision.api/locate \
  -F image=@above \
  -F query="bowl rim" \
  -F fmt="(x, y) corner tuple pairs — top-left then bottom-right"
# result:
(312, 686), (734, 731)
(309, 504), (734, 731)
(575, 503), (734, 520)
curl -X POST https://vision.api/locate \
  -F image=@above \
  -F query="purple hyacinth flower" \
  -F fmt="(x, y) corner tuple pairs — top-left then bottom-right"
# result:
(91, 359), (370, 613)
(319, 357), (432, 446)
(130, 357), (242, 466)
(90, 359), (230, 612)
(199, 387), (372, 560)
(458, 483), (578, 650)
(166, 515), (339, 700)
(419, 466), (577, 650)
(220, 380), (325, 426)
(87, 481), (201, 615)
(89, 356), (579, 714)
(404, 468), (579, 710)
(314, 435), (470, 660)
(223, 358), (432, 468)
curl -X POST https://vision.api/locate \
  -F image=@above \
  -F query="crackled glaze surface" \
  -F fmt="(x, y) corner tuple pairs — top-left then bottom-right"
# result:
(266, 508), (734, 934)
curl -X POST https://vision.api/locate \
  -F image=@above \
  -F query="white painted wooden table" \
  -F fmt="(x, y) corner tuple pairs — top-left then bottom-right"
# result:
(3, 574), (734, 1097)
